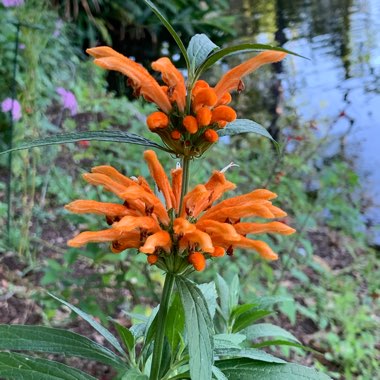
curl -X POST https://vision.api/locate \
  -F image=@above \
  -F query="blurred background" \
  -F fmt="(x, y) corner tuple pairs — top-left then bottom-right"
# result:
(0, 0), (379, 379)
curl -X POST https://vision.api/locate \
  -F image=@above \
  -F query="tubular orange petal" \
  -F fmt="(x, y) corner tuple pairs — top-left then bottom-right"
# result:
(196, 220), (241, 242)
(192, 88), (217, 112)
(171, 130), (181, 140)
(211, 105), (237, 123)
(179, 229), (214, 253)
(192, 80), (210, 97)
(204, 129), (219, 143)
(83, 173), (129, 198)
(215, 92), (232, 106)
(267, 204), (288, 218)
(91, 166), (136, 188)
(234, 221), (296, 235)
(110, 232), (141, 253)
(181, 184), (211, 218)
(204, 171), (236, 206)
(143, 150), (175, 211)
(217, 121), (228, 128)
(214, 51), (287, 100)
(171, 167), (183, 213)
(120, 186), (169, 225)
(188, 252), (206, 271)
(146, 112), (169, 130)
(68, 229), (123, 247)
(147, 254), (159, 265)
(139, 230), (172, 254)
(173, 217), (197, 235)
(210, 246), (225, 257)
(234, 237), (279, 260)
(87, 47), (172, 113)
(183, 115), (198, 134)
(151, 57), (186, 112)
(202, 189), (277, 216)
(64, 200), (135, 217)
(200, 201), (275, 222)
(196, 107), (212, 127)
(113, 216), (161, 233)
(86, 46), (122, 59)
(137, 176), (155, 194)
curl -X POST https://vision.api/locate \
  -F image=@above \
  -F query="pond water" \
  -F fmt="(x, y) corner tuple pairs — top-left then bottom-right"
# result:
(236, 0), (380, 243)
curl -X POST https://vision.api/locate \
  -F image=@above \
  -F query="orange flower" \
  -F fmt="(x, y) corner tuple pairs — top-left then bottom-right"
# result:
(213, 51), (287, 101)
(66, 151), (295, 271)
(86, 46), (287, 157)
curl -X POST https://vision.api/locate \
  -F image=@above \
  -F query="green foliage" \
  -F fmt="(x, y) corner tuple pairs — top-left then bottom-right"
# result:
(0, 276), (329, 379)
(0, 1), (377, 379)
(0, 352), (97, 380)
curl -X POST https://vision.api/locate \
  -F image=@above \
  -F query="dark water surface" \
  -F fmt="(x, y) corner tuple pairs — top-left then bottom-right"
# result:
(236, 0), (380, 242)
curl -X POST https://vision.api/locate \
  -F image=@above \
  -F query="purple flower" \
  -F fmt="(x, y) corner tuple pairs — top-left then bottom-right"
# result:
(1, 98), (22, 121)
(2, 0), (24, 7)
(56, 87), (78, 116)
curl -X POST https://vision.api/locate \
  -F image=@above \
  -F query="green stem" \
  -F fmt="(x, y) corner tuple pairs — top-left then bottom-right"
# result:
(149, 272), (175, 380)
(178, 156), (190, 215)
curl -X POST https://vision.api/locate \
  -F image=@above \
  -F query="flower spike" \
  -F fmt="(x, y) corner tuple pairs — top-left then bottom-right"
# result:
(66, 151), (295, 272)
(86, 45), (287, 157)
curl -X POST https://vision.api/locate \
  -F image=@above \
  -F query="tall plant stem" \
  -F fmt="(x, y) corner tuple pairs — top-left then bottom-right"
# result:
(149, 272), (175, 380)
(178, 156), (190, 215)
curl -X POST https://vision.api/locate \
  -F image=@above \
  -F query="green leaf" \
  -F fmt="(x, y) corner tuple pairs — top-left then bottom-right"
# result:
(245, 323), (300, 343)
(0, 325), (127, 369)
(215, 347), (286, 364)
(0, 131), (173, 156)
(252, 339), (306, 350)
(198, 282), (218, 318)
(216, 274), (230, 320)
(165, 293), (185, 354)
(48, 293), (125, 357)
(215, 358), (331, 379)
(176, 276), (214, 380)
(144, 305), (159, 350)
(231, 303), (258, 320)
(218, 119), (276, 142)
(196, 43), (304, 76)
(228, 274), (240, 312)
(212, 365), (228, 380)
(121, 368), (149, 380)
(0, 352), (96, 380)
(130, 323), (147, 340)
(143, 0), (190, 70)
(110, 320), (135, 356)
(187, 34), (219, 72)
(232, 309), (272, 333)
(214, 333), (246, 351)
(251, 295), (292, 310)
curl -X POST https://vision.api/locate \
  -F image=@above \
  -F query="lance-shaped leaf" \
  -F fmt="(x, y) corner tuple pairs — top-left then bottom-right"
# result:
(218, 119), (275, 141)
(215, 358), (332, 379)
(245, 323), (300, 344)
(0, 131), (173, 156)
(176, 276), (214, 380)
(49, 293), (126, 357)
(143, 0), (190, 70)
(0, 352), (96, 380)
(196, 43), (304, 77)
(0, 325), (127, 369)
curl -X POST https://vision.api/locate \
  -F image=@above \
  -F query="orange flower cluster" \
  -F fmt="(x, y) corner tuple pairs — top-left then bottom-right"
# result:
(86, 47), (286, 156)
(66, 151), (295, 272)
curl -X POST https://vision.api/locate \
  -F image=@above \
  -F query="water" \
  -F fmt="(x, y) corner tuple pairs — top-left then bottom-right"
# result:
(237, 0), (380, 242)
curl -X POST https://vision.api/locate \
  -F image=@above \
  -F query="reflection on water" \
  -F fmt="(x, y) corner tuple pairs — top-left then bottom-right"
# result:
(236, 0), (380, 242)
